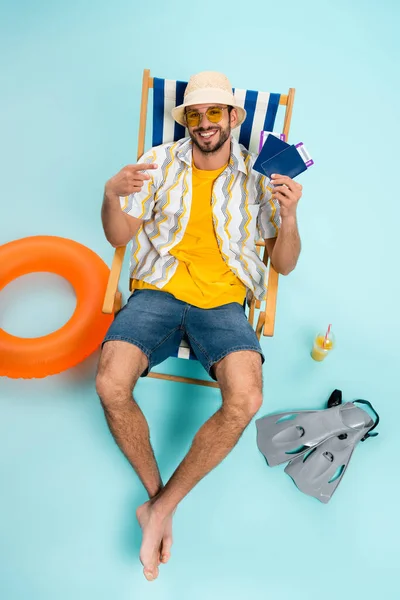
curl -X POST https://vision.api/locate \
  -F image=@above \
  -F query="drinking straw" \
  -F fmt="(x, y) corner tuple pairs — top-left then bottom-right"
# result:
(323, 324), (332, 349)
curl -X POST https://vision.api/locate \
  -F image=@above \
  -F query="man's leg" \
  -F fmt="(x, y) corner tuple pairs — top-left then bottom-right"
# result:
(136, 350), (262, 580)
(96, 289), (187, 578)
(96, 340), (173, 575)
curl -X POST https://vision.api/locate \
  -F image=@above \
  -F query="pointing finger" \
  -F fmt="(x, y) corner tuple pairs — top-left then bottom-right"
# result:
(127, 163), (158, 171)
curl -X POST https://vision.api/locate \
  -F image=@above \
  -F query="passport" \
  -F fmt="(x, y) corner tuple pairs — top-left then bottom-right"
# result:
(253, 132), (313, 180)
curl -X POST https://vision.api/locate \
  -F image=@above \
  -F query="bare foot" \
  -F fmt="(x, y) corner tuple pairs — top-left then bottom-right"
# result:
(136, 500), (173, 581)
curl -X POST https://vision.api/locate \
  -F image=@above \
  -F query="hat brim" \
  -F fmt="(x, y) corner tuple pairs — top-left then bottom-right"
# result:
(171, 104), (247, 129)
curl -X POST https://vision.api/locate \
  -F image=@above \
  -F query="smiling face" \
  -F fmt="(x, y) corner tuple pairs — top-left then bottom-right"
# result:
(185, 104), (237, 155)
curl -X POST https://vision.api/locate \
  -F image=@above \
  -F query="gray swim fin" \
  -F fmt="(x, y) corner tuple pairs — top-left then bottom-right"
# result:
(284, 400), (379, 503)
(256, 399), (377, 467)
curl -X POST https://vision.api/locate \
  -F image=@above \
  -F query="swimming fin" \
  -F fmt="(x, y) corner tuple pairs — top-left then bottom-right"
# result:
(284, 399), (379, 503)
(256, 395), (377, 467)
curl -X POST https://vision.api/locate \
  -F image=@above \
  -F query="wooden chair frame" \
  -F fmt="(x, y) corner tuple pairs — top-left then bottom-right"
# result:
(102, 69), (295, 388)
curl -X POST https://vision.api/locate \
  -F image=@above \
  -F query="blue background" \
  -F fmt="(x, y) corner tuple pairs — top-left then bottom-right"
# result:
(1, 1), (399, 598)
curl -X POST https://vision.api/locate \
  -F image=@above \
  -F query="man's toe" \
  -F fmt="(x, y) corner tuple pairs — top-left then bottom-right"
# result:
(161, 535), (172, 563)
(144, 566), (159, 581)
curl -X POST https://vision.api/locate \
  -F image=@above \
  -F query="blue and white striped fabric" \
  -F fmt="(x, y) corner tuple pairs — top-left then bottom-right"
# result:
(152, 77), (281, 154)
(149, 77), (281, 362)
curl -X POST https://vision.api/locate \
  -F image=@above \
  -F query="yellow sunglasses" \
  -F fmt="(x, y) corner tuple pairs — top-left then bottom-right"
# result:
(185, 106), (229, 128)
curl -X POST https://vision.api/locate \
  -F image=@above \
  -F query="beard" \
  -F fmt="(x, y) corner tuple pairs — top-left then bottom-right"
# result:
(189, 123), (231, 155)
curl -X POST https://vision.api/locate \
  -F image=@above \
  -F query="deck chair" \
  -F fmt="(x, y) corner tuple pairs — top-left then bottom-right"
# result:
(102, 69), (295, 388)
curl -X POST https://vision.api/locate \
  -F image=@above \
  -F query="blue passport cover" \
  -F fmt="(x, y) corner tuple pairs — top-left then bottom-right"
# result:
(253, 134), (307, 180)
(253, 135), (289, 173)
(261, 145), (307, 179)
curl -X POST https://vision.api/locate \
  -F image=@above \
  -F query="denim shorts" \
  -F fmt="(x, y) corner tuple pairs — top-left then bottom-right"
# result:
(102, 289), (265, 380)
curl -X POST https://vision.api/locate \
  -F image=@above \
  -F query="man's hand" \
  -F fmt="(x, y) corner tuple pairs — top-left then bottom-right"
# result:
(105, 163), (158, 198)
(270, 174), (302, 219)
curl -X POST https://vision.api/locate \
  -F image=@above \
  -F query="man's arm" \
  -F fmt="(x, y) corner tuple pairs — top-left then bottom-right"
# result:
(264, 173), (302, 275)
(101, 162), (158, 247)
(102, 190), (142, 247)
(265, 216), (301, 275)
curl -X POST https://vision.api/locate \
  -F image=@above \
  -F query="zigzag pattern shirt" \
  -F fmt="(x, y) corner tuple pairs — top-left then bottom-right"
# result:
(120, 136), (281, 301)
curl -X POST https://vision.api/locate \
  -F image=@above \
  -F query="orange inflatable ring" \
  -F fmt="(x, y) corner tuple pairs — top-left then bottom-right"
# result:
(0, 236), (114, 379)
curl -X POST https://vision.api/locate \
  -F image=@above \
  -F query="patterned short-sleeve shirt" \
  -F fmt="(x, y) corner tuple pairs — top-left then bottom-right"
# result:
(120, 136), (280, 300)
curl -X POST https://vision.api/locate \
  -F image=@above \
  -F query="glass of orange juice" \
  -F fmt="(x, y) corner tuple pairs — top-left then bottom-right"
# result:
(311, 327), (335, 362)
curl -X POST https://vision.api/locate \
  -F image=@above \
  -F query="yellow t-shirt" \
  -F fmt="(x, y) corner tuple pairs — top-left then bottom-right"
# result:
(132, 162), (246, 309)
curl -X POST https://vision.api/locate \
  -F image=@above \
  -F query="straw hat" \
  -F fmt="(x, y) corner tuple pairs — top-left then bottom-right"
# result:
(171, 71), (246, 129)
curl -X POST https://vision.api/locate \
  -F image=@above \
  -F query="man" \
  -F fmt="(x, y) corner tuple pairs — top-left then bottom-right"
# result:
(97, 71), (302, 581)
